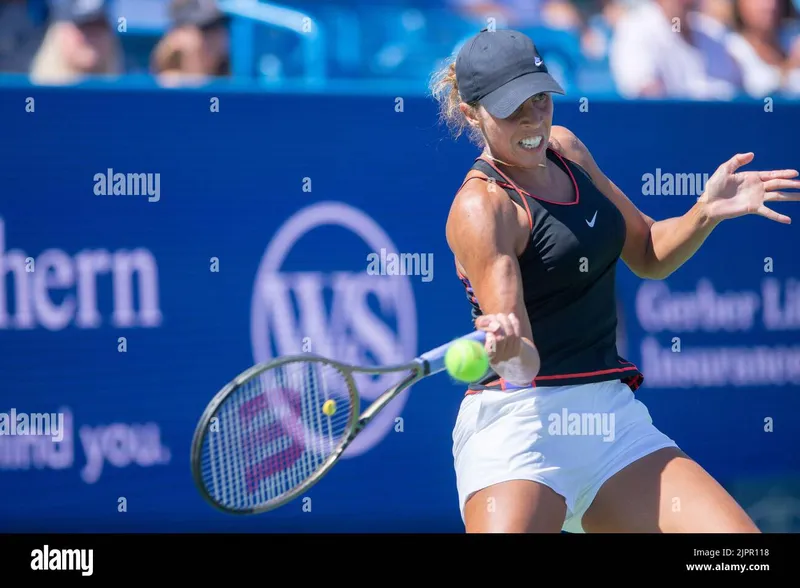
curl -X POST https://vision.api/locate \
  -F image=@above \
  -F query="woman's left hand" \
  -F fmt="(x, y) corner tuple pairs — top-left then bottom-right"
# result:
(701, 153), (800, 224)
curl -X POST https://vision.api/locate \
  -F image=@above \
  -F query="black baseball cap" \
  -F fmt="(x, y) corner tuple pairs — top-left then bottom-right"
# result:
(455, 28), (565, 119)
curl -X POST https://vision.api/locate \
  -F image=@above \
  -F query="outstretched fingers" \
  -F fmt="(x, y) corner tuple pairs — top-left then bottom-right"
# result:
(762, 176), (800, 192)
(764, 191), (800, 202)
(758, 169), (799, 180)
(757, 204), (792, 224)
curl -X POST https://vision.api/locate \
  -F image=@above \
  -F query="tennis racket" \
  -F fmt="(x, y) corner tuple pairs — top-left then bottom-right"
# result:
(190, 329), (487, 515)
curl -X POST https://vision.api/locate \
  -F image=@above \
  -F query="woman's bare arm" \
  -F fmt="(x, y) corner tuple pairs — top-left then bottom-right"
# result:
(550, 126), (719, 280)
(446, 181), (541, 383)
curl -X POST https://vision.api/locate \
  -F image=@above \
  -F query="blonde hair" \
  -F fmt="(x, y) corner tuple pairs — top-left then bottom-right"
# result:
(429, 56), (485, 148)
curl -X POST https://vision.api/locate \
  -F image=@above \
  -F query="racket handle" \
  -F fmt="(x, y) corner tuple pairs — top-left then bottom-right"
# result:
(418, 330), (487, 376)
(461, 330), (487, 345)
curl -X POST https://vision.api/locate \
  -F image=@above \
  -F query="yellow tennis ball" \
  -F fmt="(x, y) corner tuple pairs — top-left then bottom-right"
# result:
(322, 399), (337, 416)
(445, 339), (489, 383)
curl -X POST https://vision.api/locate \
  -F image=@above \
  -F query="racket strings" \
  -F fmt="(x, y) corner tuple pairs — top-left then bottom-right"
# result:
(200, 360), (354, 511)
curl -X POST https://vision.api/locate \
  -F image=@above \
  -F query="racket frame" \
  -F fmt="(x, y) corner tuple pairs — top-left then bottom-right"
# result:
(190, 354), (430, 515)
(191, 330), (486, 515)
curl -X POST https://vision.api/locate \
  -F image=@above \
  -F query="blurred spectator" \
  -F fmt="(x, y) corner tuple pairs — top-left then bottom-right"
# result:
(691, 0), (744, 88)
(699, 0), (735, 27)
(609, 0), (743, 98)
(447, 0), (544, 26)
(29, 0), (122, 85)
(543, 0), (586, 29)
(725, 0), (800, 96)
(151, 0), (230, 87)
(0, 0), (46, 73)
(581, 0), (629, 60)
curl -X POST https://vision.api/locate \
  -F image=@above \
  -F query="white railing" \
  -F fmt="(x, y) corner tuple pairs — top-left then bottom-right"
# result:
(217, 0), (327, 83)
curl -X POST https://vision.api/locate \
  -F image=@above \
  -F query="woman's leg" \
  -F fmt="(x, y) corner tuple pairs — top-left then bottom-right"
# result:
(581, 447), (760, 533)
(464, 480), (567, 533)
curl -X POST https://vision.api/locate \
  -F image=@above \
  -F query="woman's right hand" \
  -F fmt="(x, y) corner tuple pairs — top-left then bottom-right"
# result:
(475, 313), (522, 363)
(475, 312), (541, 386)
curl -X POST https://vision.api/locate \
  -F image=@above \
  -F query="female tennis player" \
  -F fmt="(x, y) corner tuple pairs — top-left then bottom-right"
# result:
(431, 28), (800, 533)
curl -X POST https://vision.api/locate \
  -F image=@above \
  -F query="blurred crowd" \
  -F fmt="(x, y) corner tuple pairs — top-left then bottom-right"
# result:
(2, 0), (800, 98)
(450, 0), (800, 98)
(0, 0), (230, 86)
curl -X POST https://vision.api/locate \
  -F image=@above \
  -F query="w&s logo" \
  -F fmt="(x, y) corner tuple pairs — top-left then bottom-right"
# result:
(250, 202), (417, 458)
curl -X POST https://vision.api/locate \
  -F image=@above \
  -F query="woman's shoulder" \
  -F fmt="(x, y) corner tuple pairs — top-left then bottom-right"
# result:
(548, 126), (602, 184)
(549, 126), (590, 165)
(448, 159), (523, 227)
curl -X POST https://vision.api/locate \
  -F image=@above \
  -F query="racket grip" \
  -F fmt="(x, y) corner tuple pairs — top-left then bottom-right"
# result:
(418, 330), (487, 375)
(462, 330), (487, 345)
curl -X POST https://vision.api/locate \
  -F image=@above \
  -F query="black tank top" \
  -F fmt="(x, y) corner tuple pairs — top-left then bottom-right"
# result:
(456, 147), (643, 393)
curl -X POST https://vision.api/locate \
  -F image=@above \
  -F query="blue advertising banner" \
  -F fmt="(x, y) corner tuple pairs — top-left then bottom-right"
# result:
(0, 85), (798, 532)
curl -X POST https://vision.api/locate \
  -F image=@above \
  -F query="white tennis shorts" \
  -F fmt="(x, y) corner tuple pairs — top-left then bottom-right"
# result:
(452, 379), (678, 533)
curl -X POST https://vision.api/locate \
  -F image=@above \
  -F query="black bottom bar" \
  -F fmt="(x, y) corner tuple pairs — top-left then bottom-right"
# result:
(1, 533), (795, 579)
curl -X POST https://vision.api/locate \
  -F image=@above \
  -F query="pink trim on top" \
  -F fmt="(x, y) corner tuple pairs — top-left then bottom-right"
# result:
(477, 148), (580, 206)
